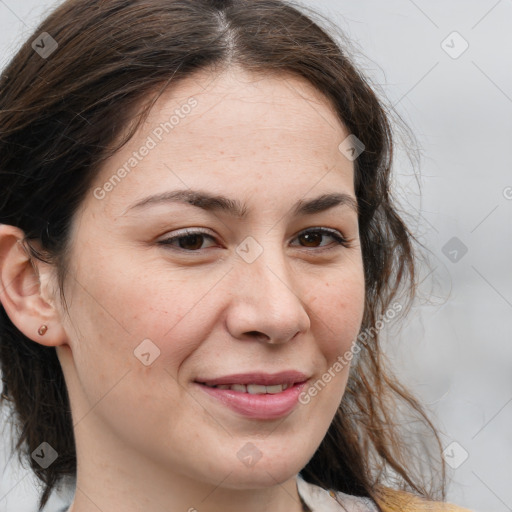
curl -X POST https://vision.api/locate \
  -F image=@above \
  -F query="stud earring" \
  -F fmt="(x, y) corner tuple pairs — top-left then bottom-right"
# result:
(38, 325), (48, 336)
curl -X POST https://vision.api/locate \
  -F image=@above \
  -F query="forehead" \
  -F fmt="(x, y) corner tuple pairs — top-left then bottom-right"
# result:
(154, 66), (347, 151)
(84, 66), (355, 218)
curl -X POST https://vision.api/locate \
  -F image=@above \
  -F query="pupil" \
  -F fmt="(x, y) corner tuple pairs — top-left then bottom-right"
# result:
(179, 234), (203, 250)
(301, 232), (320, 247)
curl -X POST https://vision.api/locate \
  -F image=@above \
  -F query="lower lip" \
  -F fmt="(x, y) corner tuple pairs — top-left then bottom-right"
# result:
(195, 381), (308, 419)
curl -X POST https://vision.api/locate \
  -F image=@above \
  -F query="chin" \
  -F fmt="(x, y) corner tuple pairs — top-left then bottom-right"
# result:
(206, 456), (306, 490)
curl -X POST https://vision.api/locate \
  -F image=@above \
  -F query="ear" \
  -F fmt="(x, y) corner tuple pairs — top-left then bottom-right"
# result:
(0, 224), (68, 347)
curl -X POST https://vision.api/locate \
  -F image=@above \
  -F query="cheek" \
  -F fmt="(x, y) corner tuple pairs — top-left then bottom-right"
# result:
(64, 257), (227, 379)
(311, 267), (365, 360)
(297, 269), (365, 417)
(61, 266), (217, 433)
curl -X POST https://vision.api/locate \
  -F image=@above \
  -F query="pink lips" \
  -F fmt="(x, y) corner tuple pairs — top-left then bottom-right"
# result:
(196, 370), (307, 387)
(195, 371), (309, 419)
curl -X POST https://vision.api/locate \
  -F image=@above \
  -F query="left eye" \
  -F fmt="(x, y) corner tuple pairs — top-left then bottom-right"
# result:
(291, 228), (348, 249)
(158, 227), (348, 252)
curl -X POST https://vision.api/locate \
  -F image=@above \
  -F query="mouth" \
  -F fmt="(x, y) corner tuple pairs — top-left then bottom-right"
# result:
(199, 382), (296, 394)
(194, 370), (308, 391)
(193, 371), (309, 419)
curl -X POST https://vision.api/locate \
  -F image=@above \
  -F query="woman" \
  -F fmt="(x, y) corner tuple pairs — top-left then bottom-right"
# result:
(0, 1), (473, 511)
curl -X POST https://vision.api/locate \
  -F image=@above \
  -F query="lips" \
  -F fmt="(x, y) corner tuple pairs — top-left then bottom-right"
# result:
(195, 370), (308, 388)
(194, 370), (310, 419)
(195, 380), (308, 419)
(203, 383), (293, 394)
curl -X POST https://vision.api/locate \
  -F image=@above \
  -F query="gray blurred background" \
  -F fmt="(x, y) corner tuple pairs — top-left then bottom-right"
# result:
(0, 1), (511, 511)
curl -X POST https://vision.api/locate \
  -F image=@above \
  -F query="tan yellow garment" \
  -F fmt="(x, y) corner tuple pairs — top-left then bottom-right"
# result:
(297, 474), (475, 512)
(375, 486), (475, 512)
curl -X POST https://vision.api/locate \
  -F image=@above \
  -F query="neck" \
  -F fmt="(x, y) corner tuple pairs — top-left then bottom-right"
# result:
(66, 468), (305, 512)
(66, 416), (306, 512)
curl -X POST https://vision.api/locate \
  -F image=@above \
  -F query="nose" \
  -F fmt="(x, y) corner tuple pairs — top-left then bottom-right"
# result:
(225, 248), (311, 344)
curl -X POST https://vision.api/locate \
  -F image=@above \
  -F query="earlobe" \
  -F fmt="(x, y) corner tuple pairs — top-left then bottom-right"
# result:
(38, 324), (49, 336)
(0, 224), (67, 347)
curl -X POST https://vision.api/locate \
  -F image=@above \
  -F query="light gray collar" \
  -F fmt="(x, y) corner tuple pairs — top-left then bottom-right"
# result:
(297, 473), (379, 512)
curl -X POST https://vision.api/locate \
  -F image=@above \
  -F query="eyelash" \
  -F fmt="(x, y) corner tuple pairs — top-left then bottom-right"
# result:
(158, 227), (351, 253)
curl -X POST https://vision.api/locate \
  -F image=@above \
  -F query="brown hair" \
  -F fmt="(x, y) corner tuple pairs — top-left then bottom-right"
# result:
(0, 0), (445, 510)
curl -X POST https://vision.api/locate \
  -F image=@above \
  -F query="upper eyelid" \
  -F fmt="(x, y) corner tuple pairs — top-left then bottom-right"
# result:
(159, 226), (346, 244)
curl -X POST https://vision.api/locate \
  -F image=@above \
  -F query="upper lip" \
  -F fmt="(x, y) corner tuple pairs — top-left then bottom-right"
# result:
(195, 370), (309, 387)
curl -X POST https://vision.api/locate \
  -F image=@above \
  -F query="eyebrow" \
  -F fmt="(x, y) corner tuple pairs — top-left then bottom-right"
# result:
(123, 189), (359, 218)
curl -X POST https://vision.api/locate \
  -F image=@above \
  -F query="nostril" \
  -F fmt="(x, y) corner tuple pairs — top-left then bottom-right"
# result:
(245, 331), (270, 341)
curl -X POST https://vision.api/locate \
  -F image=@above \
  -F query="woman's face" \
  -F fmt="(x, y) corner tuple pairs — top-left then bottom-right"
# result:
(56, 67), (365, 491)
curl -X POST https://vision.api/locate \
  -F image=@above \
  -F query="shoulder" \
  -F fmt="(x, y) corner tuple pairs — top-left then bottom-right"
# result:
(374, 486), (476, 512)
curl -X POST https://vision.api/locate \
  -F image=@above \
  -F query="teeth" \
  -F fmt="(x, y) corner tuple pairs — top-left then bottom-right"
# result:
(204, 383), (291, 393)
(264, 384), (287, 394)
(247, 384), (267, 394)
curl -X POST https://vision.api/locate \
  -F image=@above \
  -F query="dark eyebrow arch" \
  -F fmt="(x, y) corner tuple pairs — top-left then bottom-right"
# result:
(292, 193), (359, 217)
(123, 189), (358, 218)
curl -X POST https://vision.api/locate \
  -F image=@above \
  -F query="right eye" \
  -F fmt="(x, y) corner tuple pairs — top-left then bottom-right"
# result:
(158, 229), (219, 251)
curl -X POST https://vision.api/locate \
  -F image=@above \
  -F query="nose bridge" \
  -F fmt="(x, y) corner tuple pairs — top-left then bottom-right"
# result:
(244, 239), (296, 301)
(226, 239), (310, 343)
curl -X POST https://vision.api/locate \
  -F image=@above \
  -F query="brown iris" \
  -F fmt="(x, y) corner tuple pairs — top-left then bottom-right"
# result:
(178, 234), (205, 250)
(298, 232), (323, 247)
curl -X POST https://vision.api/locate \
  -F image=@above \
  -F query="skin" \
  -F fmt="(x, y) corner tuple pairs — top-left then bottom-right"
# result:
(0, 66), (365, 512)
